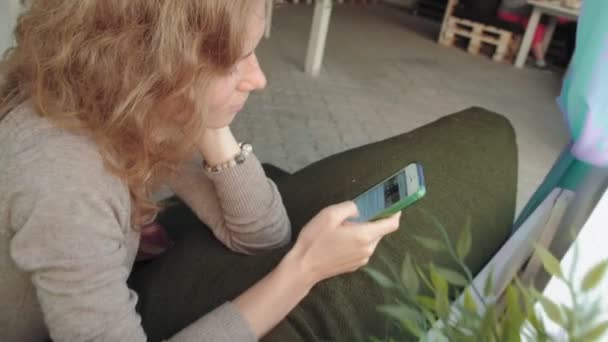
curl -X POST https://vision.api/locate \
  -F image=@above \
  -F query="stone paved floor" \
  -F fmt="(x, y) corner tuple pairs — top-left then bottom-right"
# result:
(232, 3), (570, 215)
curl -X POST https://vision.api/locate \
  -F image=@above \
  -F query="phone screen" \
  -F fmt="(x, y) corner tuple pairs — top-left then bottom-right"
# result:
(353, 164), (421, 222)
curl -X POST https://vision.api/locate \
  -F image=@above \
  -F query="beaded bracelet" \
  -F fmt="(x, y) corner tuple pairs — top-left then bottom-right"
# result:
(203, 142), (253, 173)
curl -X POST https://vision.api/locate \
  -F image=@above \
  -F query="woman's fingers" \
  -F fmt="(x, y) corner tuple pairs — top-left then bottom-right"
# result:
(345, 212), (401, 263)
(355, 212), (402, 240)
(297, 205), (402, 282)
(321, 201), (360, 225)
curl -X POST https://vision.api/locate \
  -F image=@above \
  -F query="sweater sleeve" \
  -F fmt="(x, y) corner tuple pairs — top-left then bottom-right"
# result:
(3, 106), (261, 342)
(9, 180), (258, 342)
(167, 154), (292, 255)
(9, 184), (147, 341)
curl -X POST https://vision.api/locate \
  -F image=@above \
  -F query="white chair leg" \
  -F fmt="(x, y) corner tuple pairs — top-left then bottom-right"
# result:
(265, 0), (273, 39)
(305, 0), (333, 76)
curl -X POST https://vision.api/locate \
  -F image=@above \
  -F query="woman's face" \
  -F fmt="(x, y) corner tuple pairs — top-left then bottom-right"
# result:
(205, 1), (267, 129)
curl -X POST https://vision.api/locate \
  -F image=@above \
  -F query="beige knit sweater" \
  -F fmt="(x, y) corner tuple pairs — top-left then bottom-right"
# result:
(0, 102), (291, 341)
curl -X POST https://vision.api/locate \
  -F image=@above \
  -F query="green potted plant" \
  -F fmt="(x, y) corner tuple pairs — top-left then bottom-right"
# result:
(364, 213), (608, 342)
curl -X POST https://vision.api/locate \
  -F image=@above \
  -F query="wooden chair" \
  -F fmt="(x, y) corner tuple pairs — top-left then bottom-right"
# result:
(438, 0), (521, 63)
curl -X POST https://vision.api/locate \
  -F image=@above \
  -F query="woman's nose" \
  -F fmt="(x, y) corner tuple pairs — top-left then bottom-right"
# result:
(237, 54), (267, 92)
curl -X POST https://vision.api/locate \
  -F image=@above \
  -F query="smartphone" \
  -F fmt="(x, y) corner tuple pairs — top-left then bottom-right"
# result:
(352, 163), (426, 222)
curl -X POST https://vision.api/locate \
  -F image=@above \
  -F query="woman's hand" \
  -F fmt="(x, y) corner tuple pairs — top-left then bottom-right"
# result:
(283, 201), (401, 286)
(232, 202), (400, 338)
(195, 127), (241, 166)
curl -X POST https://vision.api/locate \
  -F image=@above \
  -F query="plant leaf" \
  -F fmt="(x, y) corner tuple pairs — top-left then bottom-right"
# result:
(415, 265), (433, 291)
(413, 235), (444, 252)
(503, 285), (526, 342)
(578, 300), (602, 329)
(427, 328), (450, 342)
(378, 253), (400, 280)
(435, 266), (468, 287)
(430, 264), (450, 320)
(561, 304), (574, 326)
(401, 321), (424, 339)
(457, 217), (472, 260)
(484, 268), (495, 297)
(419, 305), (436, 326)
(377, 305), (424, 337)
(517, 282), (549, 339)
(363, 267), (394, 289)
(480, 304), (498, 339)
(577, 320), (608, 341)
(400, 254), (420, 295)
(514, 278), (535, 308)
(445, 325), (472, 342)
(416, 295), (436, 312)
(463, 287), (478, 314)
(581, 260), (608, 291)
(523, 293), (544, 336)
(532, 289), (565, 326)
(533, 244), (564, 279)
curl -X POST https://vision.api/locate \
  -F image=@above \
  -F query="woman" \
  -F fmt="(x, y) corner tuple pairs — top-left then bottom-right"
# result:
(0, 0), (401, 341)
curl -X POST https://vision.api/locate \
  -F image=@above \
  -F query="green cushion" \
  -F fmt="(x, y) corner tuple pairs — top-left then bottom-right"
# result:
(128, 107), (518, 341)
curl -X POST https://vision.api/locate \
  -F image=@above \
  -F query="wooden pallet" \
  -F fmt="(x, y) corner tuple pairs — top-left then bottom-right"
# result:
(439, 16), (518, 63)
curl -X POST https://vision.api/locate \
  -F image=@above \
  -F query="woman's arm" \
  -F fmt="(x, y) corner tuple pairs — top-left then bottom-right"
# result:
(195, 126), (241, 166)
(9, 158), (399, 342)
(9, 152), (263, 342)
(231, 203), (402, 338)
(6, 139), (263, 342)
(167, 127), (291, 254)
(169, 129), (402, 338)
(231, 248), (315, 337)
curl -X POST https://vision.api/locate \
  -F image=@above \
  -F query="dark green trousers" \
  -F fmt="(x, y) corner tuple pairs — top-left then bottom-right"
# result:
(128, 107), (518, 341)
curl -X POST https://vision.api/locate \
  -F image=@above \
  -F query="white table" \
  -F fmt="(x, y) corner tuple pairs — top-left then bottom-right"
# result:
(514, 0), (580, 68)
(266, 0), (333, 76)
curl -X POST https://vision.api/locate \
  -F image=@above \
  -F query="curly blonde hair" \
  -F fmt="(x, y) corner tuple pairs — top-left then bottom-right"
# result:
(1, 0), (258, 225)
